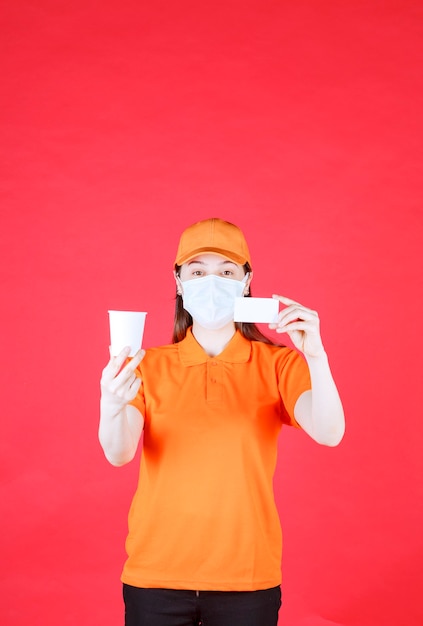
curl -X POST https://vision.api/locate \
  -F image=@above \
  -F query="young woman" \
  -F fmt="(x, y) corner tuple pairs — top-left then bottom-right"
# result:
(99, 218), (345, 626)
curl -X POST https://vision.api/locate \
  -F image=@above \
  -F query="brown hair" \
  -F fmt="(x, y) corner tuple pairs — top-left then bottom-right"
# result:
(172, 263), (282, 347)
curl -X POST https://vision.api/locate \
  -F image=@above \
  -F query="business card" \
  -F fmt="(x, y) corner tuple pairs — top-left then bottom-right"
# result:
(234, 297), (279, 323)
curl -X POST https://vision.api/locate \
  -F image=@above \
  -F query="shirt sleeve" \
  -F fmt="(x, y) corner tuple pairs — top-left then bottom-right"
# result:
(277, 348), (312, 427)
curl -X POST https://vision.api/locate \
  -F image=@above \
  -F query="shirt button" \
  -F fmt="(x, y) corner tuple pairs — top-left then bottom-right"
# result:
(211, 362), (218, 366)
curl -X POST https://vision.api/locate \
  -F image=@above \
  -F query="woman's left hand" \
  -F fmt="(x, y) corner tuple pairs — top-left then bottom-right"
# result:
(269, 295), (325, 358)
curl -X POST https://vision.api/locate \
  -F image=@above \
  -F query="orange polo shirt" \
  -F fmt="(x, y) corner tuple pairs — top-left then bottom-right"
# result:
(122, 328), (311, 591)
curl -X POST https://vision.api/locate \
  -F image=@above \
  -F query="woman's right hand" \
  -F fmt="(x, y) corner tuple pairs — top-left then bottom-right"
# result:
(100, 346), (145, 413)
(99, 347), (145, 465)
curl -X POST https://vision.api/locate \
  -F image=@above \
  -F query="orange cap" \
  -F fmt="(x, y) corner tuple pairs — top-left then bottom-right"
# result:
(174, 218), (252, 266)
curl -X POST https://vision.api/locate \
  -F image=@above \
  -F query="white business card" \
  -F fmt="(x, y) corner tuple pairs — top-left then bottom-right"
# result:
(234, 297), (279, 323)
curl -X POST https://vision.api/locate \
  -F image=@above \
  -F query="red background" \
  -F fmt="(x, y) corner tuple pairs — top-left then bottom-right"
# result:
(1, 1), (422, 624)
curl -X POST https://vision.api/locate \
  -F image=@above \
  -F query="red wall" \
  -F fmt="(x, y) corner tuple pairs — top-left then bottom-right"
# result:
(1, 2), (422, 624)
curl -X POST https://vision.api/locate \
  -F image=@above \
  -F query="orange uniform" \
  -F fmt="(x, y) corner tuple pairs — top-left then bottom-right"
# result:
(122, 328), (311, 591)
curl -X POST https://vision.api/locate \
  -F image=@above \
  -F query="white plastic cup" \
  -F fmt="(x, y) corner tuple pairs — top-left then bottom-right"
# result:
(108, 310), (147, 356)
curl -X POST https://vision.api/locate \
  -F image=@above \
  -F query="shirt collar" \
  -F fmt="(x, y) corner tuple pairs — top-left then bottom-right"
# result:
(178, 327), (252, 366)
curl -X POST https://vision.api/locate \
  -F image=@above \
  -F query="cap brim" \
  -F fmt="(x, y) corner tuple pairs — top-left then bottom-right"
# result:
(175, 247), (249, 266)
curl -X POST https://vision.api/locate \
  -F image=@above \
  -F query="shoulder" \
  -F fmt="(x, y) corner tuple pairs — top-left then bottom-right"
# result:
(251, 340), (299, 359)
(250, 340), (308, 370)
(137, 342), (179, 372)
(144, 342), (178, 359)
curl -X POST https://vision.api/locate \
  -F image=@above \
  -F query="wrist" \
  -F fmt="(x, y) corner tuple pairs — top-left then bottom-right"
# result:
(100, 397), (127, 419)
(304, 348), (328, 362)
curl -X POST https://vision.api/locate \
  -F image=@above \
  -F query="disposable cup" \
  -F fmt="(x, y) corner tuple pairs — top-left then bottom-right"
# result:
(108, 310), (147, 356)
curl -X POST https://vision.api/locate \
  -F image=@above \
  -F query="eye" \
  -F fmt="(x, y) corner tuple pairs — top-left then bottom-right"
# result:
(192, 270), (204, 277)
(222, 270), (234, 276)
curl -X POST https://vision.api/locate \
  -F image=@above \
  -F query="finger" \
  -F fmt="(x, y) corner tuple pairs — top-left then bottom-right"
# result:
(114, 354), (143, 389)
(125, 375), (142, 402)
(269, 309), (318, 330)
(129, 375), (142, 394)
(107, 346), (131, 373)
(109, 366), (142, 396)
(114, 347), (145, 374)
(101, 350), (129, 385)
(102, 348), (144, 388)
(274, 321), (317, 334)
(121, 370), (139, 392)
(110, 345), (132, 359)
(120, 369), (143, 397)
(121, 349), (145, 374)
(278, 307), (317, 325)
(272, 294), (302, 306)
(272, 295), (316, 316)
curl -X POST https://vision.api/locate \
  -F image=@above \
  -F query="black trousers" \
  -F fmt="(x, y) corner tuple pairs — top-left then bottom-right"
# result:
(123, 584), (282, 626)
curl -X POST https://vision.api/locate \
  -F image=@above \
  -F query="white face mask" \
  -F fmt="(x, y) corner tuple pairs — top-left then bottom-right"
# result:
(181, 274), (249, 330)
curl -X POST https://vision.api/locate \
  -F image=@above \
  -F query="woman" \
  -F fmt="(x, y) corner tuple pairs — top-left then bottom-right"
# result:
(99, 217), (345, 626)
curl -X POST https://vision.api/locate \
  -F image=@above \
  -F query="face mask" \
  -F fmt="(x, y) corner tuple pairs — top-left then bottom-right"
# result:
(181, 274), (249, 330)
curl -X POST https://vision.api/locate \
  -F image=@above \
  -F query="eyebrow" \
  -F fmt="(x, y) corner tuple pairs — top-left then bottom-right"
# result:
(187, 259), (238, 267)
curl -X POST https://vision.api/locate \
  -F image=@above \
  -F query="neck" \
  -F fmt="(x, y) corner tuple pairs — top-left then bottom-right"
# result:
(191, 322), (236, 357)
